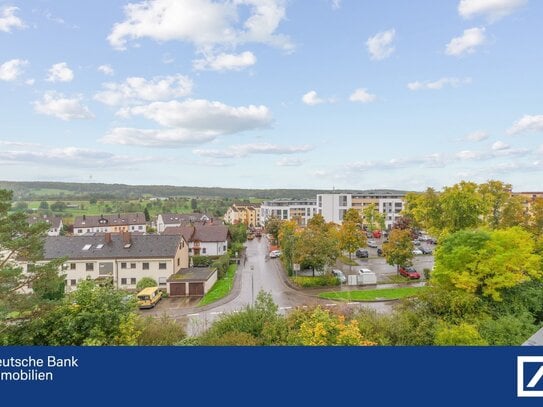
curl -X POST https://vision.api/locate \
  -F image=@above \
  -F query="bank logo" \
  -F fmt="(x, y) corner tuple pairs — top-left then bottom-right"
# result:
(518, 356), (543, 397)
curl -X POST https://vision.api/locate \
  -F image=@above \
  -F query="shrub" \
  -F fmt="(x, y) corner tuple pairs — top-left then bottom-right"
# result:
(291, 275), (340, 288)
(192, 255), (213, 267)
(212, 253), (231, 278)
(136, 277), (157, 291)
(136, 315), (186, 345)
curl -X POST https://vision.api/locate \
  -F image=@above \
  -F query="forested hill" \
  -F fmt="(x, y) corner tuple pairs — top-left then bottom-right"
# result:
(0, 181), (409, 201)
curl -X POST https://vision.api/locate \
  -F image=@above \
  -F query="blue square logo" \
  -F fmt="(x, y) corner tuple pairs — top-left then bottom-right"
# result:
(518, 356), (543, 397)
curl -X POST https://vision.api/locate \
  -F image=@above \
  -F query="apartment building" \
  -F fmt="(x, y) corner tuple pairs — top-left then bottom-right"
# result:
(42, 232), (189, 291)
(223, 203), (261, 227)
(260, 199), (317, 226)
(513, 192), (543, 211)
(163, 224), (230, 256)
(73, 213), (147, 235)
(316, 194), (352, 224)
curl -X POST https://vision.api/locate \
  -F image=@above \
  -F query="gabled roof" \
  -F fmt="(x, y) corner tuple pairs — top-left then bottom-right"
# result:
(163, 225), (230, 243)
(73, 213), (146, 228)
(159, 213), (211, 224)
(168, 267), (216, 282)
(43, 234), (183, 260)
(28, 215), (62, 229)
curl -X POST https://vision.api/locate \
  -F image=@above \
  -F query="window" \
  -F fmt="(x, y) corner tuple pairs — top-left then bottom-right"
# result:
(121, 278), (127, 285)
(130, 263), (136, 269)
(340, 195), (348, 206)
(223, 245), (227, 252)
(130, 278), (136, 285)
(142, 262), (149, 270)
(77, 229), (82, 233)
(70, 279), (76, 286)
(70, 263), (76, 270)
(202, 248), (207, 254)
(177, 258), (180, 266)
(121, 262), (127, 269)
(85, 263), (94, 271)
(188, 248), (192, 253)
(158, 277), (167, 285)
(138, 225), (143, 230)
(159, 263), (167, 270)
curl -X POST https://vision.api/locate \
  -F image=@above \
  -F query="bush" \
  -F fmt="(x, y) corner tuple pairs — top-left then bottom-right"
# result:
(136, 315), (186, 345)
(136, 277), (157, 291)
(212, 253), (231, 278)
(192, 255), (213, 267)
(291, 275), (340, 288)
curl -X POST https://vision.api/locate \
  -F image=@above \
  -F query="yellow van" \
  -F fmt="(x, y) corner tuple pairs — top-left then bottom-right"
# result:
(137, 286), (162, 309)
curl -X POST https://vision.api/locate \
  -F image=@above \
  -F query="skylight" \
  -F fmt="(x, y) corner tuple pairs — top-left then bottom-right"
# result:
(96, 244), (104, 249)
(123, 243), (132, 249)
(82, 244), (92, 251)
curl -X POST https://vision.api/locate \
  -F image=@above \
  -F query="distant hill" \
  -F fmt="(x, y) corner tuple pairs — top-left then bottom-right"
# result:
(0, 180), (410, 201)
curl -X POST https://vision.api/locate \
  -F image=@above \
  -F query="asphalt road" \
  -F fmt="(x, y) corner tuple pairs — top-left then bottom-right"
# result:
(159, 237), (395, 336)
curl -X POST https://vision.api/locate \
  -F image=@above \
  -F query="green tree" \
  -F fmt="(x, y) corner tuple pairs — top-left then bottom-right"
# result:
(439, 181), (485, 233)
(343, 208), (363, 225)
(13, 201), (28, 211)
(265, 216), (282, 244)
(478, 180), (513, 229)
(190, 198), (198, 210)
(38, 201), (49, 210)
(432, 227), (542, 301)
(0, 190), (65, 343)
(339, 220), (367, 260)
(136, 277), (158, 291)
(50, 201), (67, 212)
(143, 206), (151, 222)
(382, 228), (414, 272)
(434, 322), (487, 345)
(229, 223), (247, 244)
(294, 217), (339, 276)
(279, 220), (298, 275)
(403, 188), (443, 235)
(529, 198), (543, 239)
(362, 203), (379, 232)
(136, 315), (186, 345)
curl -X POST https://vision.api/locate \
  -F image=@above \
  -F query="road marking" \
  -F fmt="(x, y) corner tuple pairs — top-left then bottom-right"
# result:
(210, 311), (223, 315)
(325, 303), (337, 307)
(187, 313), (200, 317)
(279, 306), (292, 310)
(347, 302), (358, 305)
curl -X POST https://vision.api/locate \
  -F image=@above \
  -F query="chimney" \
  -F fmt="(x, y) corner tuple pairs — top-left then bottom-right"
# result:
(104, 232), (112, 244)
(83, 214), (86, 221)
(122, 231), (132, 245)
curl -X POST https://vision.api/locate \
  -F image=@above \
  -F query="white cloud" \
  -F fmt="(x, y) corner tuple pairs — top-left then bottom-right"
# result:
(458, 0), (526, 21)
(94, 74), (193, 106)
(349, 88), (376, 103)
(25, 78), (35, 86)
(0, 146), (152, 168)
(33, 92), (94, 121)
(445, 27), (486, 56)
(108, 0), (292, 52)
(407, 77), (472, 91)
(366, 28), (395, 61)
(302, 90), (325, 106)
(0, 6), (26, 32)
(193, 143), (313, 158)
(466, 130), (489, 141)
(507, 114), (543, 136)
(456, 150), (485, 160)
(0, 59), (28, 81)
(98, 64), (114, 76)
(276, 157), (303, 166)
(193, 51), (256, 71)
(101, 127), (218, 147)
(330, 0), (341, 10)
(118, 99), (272, 130)
(491, 140), (509, 150)
(46, 62), (74, 82)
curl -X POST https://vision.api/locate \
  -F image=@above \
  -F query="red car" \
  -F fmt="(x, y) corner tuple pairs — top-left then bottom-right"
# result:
(398, 266), (420, 279)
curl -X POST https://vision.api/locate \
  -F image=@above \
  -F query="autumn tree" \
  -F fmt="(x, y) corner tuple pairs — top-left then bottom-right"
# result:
(343, 208), (363, 225)
(265, 216), (283, 244)
(279, 220), (298, 275)
(339, 220), (367, 260)
(382, 228), (414, 271)
(529, 197), (543, 239)
(362, 203), (381, 232)
(432, 227), (542, 301)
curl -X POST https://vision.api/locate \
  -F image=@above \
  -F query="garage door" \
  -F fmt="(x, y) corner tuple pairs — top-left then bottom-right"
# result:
(189, 282), (204, 296)
(169, 282), (186, 296)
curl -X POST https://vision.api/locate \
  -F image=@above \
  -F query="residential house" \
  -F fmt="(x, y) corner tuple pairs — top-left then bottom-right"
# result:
(28, 214), (63, 236)
(42, 232), (189, 291)
(73, 213), (146, 235)
(163, 224), (230, 256)
(224, 203), (261, 227)
(156, 212), (211, 233)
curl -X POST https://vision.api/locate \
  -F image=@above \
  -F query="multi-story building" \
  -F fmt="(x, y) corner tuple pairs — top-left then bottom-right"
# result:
(28, 214), (63, 236)
(42, 232), (188, 291)
(73, 213), (147, 235)
(260, 199), (317, 226)
(513, 192), (543, 212)
(156, 213), (211, 233)
(223, 203), (261, 227)
(316, 194), (352, 224)
(163, 224), (230, 256)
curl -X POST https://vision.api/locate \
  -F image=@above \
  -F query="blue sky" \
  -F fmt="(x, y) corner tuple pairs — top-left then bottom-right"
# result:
(1, 0), (542, 191)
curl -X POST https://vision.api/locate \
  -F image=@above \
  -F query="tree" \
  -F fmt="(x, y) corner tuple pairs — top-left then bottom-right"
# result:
(382, 228), (414, 272)
(13, 201), (28, 211)
(339, 220), (367, 260)
(478, 180), (512, 229)
(0, 189), (65, 344)
(190, 198), (198, 211)
(50, 201), (67, 212)
(279, 220), (298, 275)
(265, 216), (282, 244)
(136, 277), (157, 291)
(362, 203), (380, 232)
(434, 322), (487, 346)
(136, 315), (186, 345)
(432, 227), (542, 301)
(38, 201), (49, 210)
(529, 198), (543, 239)
(343, 208), (362, 225)
(294, 216), (339, 276)
(20, 281), (139, 345)
(143, 206), (151, 222)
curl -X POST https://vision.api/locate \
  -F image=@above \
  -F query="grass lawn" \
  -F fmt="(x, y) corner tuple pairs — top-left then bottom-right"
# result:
(339, 255), (358, 266)
(198, 264), (237, 306)
(318, 286), (426, 302)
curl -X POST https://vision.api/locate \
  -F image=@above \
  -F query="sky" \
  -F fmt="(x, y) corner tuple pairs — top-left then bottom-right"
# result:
(0, 0), (542, 192)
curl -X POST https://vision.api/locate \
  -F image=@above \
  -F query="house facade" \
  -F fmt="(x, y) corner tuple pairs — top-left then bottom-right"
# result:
(223, 203), (261, 227)
(42, 232), (189, 291)
(28, 215), (63, 236)
(163, 225), (230, 256)
(73, 213), (147, 235)
(260, 199), (317, 226)
(156, 212), (211, 233)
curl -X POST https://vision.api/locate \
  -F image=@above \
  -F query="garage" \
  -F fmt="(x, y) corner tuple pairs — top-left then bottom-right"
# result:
(169, 282), (186, 296)
(167, 267), (218, 297)
(188, 282), (204, 296)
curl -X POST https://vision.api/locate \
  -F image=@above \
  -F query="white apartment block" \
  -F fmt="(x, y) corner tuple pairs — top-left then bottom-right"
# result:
(260, 199), (317, 226)
(316, 194), (352, 224)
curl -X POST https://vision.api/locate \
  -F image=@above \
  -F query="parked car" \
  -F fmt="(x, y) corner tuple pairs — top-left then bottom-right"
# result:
(412, 248), (423, 255)
(412, 239), (421, 246)
(377, 248), (383, 257)
(355, 249), (369, 258)
(358, 268), (373, 275)
(331, 269), (347, 284)
(269, 250), (281, 258)
(420, 246), (433, 255)
(367, 240), (378, 248)
(398, 265), (420, 279)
